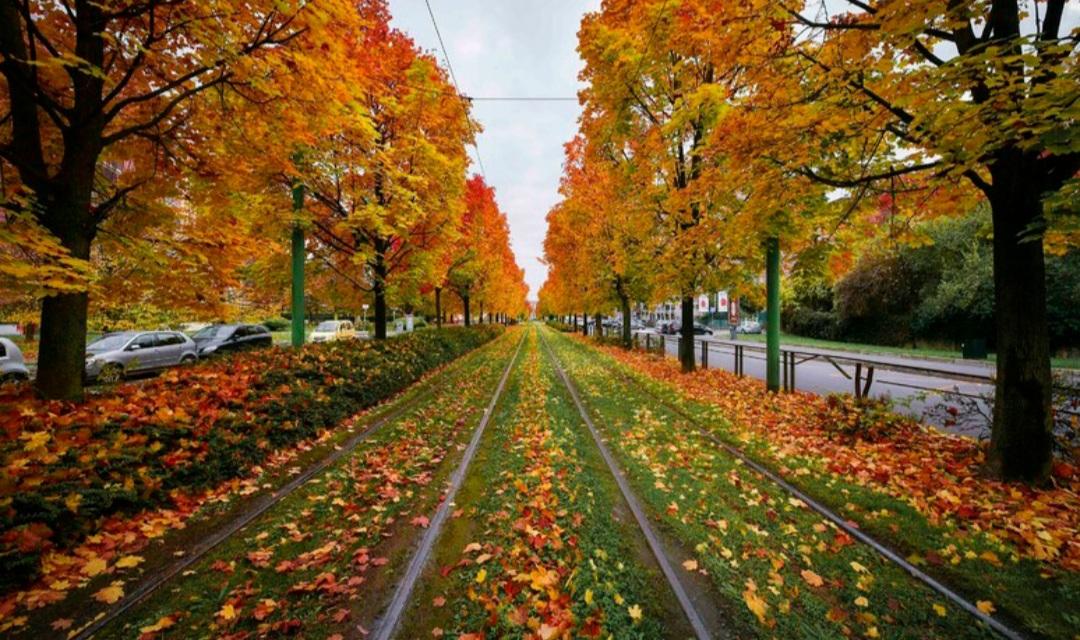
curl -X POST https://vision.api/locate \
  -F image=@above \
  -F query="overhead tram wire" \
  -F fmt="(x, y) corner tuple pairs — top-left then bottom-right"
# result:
(403, 82), (578, 102)
(423, 0), (488, 180)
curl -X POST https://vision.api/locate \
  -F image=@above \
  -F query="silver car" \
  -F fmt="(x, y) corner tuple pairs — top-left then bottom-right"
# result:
(0, 337), (30, 383)
(85, 330), (198, 383)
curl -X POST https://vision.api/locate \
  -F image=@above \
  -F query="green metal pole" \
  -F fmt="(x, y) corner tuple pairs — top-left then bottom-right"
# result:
(766, 236), (780, 392)
(290, 183), (305, 349)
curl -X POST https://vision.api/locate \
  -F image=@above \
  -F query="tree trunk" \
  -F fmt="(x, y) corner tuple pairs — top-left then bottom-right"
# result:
(679, 296), (695, 372)
(479, 302), (484, 324)
(373, 252), (388, 340)
(35, 199), (94, 400)
(594, 313), (602, 339)
(986, 155), (1053, 482)
(582, 312), (589, 336)
(37, 291), (90, 400)
(435, 287), (442, 329)
(463, 294), (471, 327)
(573, 314), (578, 331)
(621, 294), (632, 349)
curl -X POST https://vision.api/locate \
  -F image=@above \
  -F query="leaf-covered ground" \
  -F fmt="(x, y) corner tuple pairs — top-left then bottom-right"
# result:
(87, 330), (524, 639)
(545, 328), (999, 639)
(559, 327), (1080, 638)
(0, 328), (511, 638)
(396, 327), (699, 639)
(7, 324), (1071, 639)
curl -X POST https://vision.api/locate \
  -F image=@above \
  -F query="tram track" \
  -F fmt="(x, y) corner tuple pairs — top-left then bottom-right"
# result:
(538, 329), (715, 640)
(371, 332), (525, 640)
(73, 332), (519, 640)
(544, 327), (1028, 640)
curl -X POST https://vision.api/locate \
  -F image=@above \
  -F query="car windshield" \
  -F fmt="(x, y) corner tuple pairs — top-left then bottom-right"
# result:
(87, 333), (133, 352)
(315, 321), (340, 331)
(193, 325), (234, 340)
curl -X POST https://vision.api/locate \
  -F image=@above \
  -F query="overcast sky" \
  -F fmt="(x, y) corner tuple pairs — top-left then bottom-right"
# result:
(388, 0), (599, 300)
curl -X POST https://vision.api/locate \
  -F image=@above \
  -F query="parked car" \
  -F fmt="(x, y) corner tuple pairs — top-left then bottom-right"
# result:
(192, 324), (272, 357)
(737, 320), (763, 334)
(85, 330), (198, 383)
(664, 323), (714, 336)
(657, 321), (679, 335)
(309, 320), (357, 343)
(691, 324), (714, 335)
(0, 337), (29, 383)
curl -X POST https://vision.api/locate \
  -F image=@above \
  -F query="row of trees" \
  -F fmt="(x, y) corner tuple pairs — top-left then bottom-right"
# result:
(1, 0), (527, 399)
(539, 0), (1077, 482)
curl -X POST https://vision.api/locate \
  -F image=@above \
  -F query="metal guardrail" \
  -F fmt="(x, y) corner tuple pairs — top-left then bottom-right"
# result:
(629, 331), (995, 399)
(563, 324), (1076, 400)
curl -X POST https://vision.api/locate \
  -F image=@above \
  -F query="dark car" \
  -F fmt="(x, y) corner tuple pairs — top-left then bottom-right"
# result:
(192, 324), (272, 357)
(668, 323), (714, 336)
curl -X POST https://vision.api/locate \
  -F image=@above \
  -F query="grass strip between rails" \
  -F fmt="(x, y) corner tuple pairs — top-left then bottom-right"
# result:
(395, 327), (693, 639)
(545, 326), (998, 640)
(87, 329), (523, 639)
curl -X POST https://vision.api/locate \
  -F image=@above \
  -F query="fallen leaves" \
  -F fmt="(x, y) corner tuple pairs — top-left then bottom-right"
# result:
(0, 327), (507, 630)
(743, 580), (770, 624)
(800, 569), (825, 588)
(92, 582), (124, 605)
(595, 341), (1080, 571)
(81, 557), (107, 577)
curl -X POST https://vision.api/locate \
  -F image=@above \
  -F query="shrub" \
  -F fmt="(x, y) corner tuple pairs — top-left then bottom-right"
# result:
(783, 307), (843, 341)
(261, 317), (290, 331)
(0, 325), (502, 591)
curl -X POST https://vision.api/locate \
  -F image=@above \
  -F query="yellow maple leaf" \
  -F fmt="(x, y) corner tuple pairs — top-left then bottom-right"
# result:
(584, 589), (594, 606)
(743, 587), (769, 624)
(628, 604), (643, 622)
(139, 616), (176, 634)
(682, 559), (698, 572)
(64, 493), (82, 513)
(475, 569), (487, 584)
(83, 557), (107, 577)
(854, 596), (869, 608)
(976, 600), (996, 615)
(93, 583), (124, 604)
(218, 603), (236, 620)
(800, 569), (824, 587)
(115, 555), (144, 569)
(933, 603), (947, 617)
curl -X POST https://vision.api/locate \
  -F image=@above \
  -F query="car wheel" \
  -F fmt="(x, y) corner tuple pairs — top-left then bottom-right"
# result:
(180, 354), (197, 365)
(1, 372), (28, 384)
(97, 363), (124, 384)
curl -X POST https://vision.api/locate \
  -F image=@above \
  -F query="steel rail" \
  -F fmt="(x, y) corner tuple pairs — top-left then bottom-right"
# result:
(372, 332), (525, 640)
(539, 330), (713, 640)
(553, 329), (1028, 640)
(73, 335), (513, 640)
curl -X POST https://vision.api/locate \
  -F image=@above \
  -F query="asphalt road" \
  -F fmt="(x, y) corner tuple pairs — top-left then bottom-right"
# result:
(633, 331), (1006, 438)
